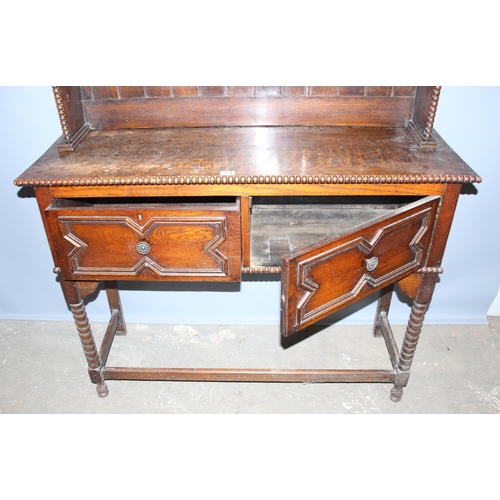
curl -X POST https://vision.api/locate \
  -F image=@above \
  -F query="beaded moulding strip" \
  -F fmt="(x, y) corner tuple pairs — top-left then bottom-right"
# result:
(14, 173), (482, 187)
(405, 86), (441, 149)
(243, 266), (281, 274)
(417, 267), (443, 274)
(423, 86), (441, 141)
(241, 266), (444, 275)
(52, 86), (71, 144)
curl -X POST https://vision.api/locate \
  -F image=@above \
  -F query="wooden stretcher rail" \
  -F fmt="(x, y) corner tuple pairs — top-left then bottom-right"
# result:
(98, 309), (120, 366)
(102, 367), (396, 383)
(379, 312), (400, 369)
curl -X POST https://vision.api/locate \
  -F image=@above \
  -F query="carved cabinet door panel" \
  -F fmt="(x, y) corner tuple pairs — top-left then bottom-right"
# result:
(46, 202), (242, 282)
(280, 196), (440, 337)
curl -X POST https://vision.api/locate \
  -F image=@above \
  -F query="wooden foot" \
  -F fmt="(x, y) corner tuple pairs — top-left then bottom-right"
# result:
(96, 383), (109, 398)
(390, 386), (403, 402)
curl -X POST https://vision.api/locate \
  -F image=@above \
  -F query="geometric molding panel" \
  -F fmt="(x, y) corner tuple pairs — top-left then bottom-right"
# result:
(60, 215), (231, 278)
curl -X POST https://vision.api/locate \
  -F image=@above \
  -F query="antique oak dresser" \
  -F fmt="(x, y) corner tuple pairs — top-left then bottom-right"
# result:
(14, 86), (481, 401)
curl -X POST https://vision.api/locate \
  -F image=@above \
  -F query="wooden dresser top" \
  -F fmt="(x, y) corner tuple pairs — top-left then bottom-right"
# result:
(15, 125), (480, 188)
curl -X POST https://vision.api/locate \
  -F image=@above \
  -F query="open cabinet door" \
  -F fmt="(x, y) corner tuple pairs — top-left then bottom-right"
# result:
(280, 196), (440, 337)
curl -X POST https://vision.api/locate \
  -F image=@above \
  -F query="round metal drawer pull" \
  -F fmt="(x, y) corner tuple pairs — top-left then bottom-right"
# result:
(136, 241), (151, 255)
(365, 256), (378, 272)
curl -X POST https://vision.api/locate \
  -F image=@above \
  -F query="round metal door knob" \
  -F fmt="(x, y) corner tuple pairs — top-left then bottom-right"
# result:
(365, 256), (378, 272)
(136, 241), (151, 255)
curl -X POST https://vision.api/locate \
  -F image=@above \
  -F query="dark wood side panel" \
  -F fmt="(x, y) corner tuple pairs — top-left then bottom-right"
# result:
(405, 86), (441, 148)
(412, 86), (436, 131)
(92, 87), (120, 99)
(54, 86), (86, 142)
(424, 182), (462, 270)
(83, 96), (415, 129)
(145, 86), (172, 97)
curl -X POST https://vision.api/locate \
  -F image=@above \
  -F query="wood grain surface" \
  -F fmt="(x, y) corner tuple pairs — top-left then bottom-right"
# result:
(16, 126), (478, 187)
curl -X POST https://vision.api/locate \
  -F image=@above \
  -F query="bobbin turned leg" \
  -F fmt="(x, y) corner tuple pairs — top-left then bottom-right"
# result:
(391, 274), (438, 402)
(60, 280), (109, 397)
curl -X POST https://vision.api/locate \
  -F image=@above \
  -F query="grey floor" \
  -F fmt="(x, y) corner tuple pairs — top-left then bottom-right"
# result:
(1, 319), (499, 413)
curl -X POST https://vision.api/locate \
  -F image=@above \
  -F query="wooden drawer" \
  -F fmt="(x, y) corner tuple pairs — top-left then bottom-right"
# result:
(46, 197), (241, 281)
(280, 196), (440, 336)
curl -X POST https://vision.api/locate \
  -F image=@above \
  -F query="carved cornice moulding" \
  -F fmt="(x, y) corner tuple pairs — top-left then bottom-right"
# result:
(14, 173), (482, 187)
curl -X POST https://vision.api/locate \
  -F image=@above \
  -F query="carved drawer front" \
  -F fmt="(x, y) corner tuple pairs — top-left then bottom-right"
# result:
(281, 196), (440, 336)
(46, 199), (241, 281)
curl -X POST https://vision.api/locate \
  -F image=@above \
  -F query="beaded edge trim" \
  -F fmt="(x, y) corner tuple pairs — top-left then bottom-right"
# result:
(52, 86), (71, 143)
(242, 266), (443, 274)
(15, 173), (482, 187)
(423, 86), (441, 141)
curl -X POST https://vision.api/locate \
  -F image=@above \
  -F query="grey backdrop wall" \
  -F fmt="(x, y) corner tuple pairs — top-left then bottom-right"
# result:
(1, 86), (499, 325)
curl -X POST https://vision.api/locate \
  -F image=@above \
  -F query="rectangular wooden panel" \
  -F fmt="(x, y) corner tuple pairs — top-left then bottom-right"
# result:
(412, 86), (435, 131)
(282, 86), (307, 96)
(338, 86), (365, 96)
(394, 86), (416, 97)
(280, 196), (440, 336)
(119, 86), (145, 98)
(255, 86), (281, 96)
(55, 86), (86, 140)
(80, 86), (92, 100)
(200, 86), (226, 96)
(227, 86), (254, 96)
(83, 96), (415, 128)
(92, 86), (119, 99)
(309, 87), (338, 96)
(171, 86), (199, 97)
(144, 86), (172, 97)
(367, 86), (392, 96)
(45, 200), (241, 282)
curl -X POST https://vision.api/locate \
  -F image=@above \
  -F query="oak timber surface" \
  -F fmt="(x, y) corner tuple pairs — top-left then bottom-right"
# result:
(250, 201), (396, 266)
(15, 126), (478, 186)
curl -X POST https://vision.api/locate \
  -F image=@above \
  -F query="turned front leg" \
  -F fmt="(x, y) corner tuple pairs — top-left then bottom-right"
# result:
(391, 274), (438, 402)
(60, 281), (109, 397)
